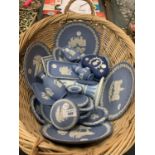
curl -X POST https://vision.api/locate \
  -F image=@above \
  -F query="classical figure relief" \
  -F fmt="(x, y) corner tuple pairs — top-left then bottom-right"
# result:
(69, 126), (94, 139)
(55, 103), (77, 123)
(109, 80), (125, 102)
(68, 31), (86, 53)
(33, 55), (43, 76)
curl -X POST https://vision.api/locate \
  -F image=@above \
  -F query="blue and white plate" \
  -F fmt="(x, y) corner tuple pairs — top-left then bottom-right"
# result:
(32, 82), (56, 105)
(42, 122), (112, 144)
(81, 107), (109, 126)
(47, 60), (79, 80)
(50, 99), (79, 130)
(55, 22), (100, 55)
(101, 62), (135, 120)
(30, 95), (45, 124)
(40, 104), (52, 124)
(81, 54), (109, 79)
(24, 42), (50, 89)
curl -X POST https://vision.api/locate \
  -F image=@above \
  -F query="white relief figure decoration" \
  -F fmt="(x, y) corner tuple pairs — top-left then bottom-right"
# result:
(45, 88), (54, 97)
(57, 130), (68, 136)
(33, 55), (43, 76)
(41, 92), (51, 100)
(55, 103), (77, 123)
(68, 31), (86, 53)
(59, 66), (72, 76)
(109, 80), (125, 102)
(54, 79), (62, 88)
(90, 114), (99, 120)
(69, 126), (94, 139)
(64, 48), (76, 56)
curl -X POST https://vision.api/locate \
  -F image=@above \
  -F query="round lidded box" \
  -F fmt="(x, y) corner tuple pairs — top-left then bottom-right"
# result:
(19, 0), (135, 154)
(50, 99), (79, 130)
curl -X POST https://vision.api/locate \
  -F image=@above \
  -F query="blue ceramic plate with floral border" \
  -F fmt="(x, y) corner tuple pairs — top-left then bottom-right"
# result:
(100, 62), (135, 120)
(42, 122), (112, 144)
(55, 22), (100, 55)
(24, 42), (50, 89)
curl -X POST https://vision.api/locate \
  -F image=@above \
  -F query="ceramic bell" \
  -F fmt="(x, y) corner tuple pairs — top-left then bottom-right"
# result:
(81, 55), (109, 80)
(39, 73), (67, 100)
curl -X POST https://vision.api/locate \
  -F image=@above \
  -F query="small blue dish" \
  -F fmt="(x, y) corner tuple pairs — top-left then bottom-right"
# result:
(50, 99), (79, 130)
(24, 42), (50, 89)
(81, 107), (109, 126)
(39, 73), (67, 100)
(79, 111), (92, 121)
(65, 94), (89, 108)
(42, 122), (112, 144)
(55, 22), (100, 55)
(81, 55), (109, 79)
(101, 62), (135, 120)
(32, 82), (56, 105)
(30, 95), (45, 124)
(66, 85), (82, 94)
(40, 104), (52, 124)
(47, 60), (79, 80)
(79, 98), (94, 112)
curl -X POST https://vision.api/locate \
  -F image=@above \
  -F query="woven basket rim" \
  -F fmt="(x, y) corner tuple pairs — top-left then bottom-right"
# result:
(19, 11), (135, 155)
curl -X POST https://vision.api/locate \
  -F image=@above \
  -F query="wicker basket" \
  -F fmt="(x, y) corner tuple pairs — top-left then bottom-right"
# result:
(19, 0), (135, 154)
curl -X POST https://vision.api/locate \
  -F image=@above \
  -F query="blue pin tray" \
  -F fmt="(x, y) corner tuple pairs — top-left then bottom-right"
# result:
(47, 60), (79, 80)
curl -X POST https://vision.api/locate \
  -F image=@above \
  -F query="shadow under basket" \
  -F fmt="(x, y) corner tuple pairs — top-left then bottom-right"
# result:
(19, 0), (135, 154)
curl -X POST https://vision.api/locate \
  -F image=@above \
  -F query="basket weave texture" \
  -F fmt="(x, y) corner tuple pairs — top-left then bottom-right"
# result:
(19, 0), (135, 154)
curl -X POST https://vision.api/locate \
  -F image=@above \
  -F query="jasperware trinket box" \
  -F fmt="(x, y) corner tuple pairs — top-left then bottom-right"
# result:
(50, 99), (79, 130)
(81, 54), (109, 79)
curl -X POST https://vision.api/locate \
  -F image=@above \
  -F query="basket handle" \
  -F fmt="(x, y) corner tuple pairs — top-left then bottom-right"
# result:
(64, 0), (95, 15)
